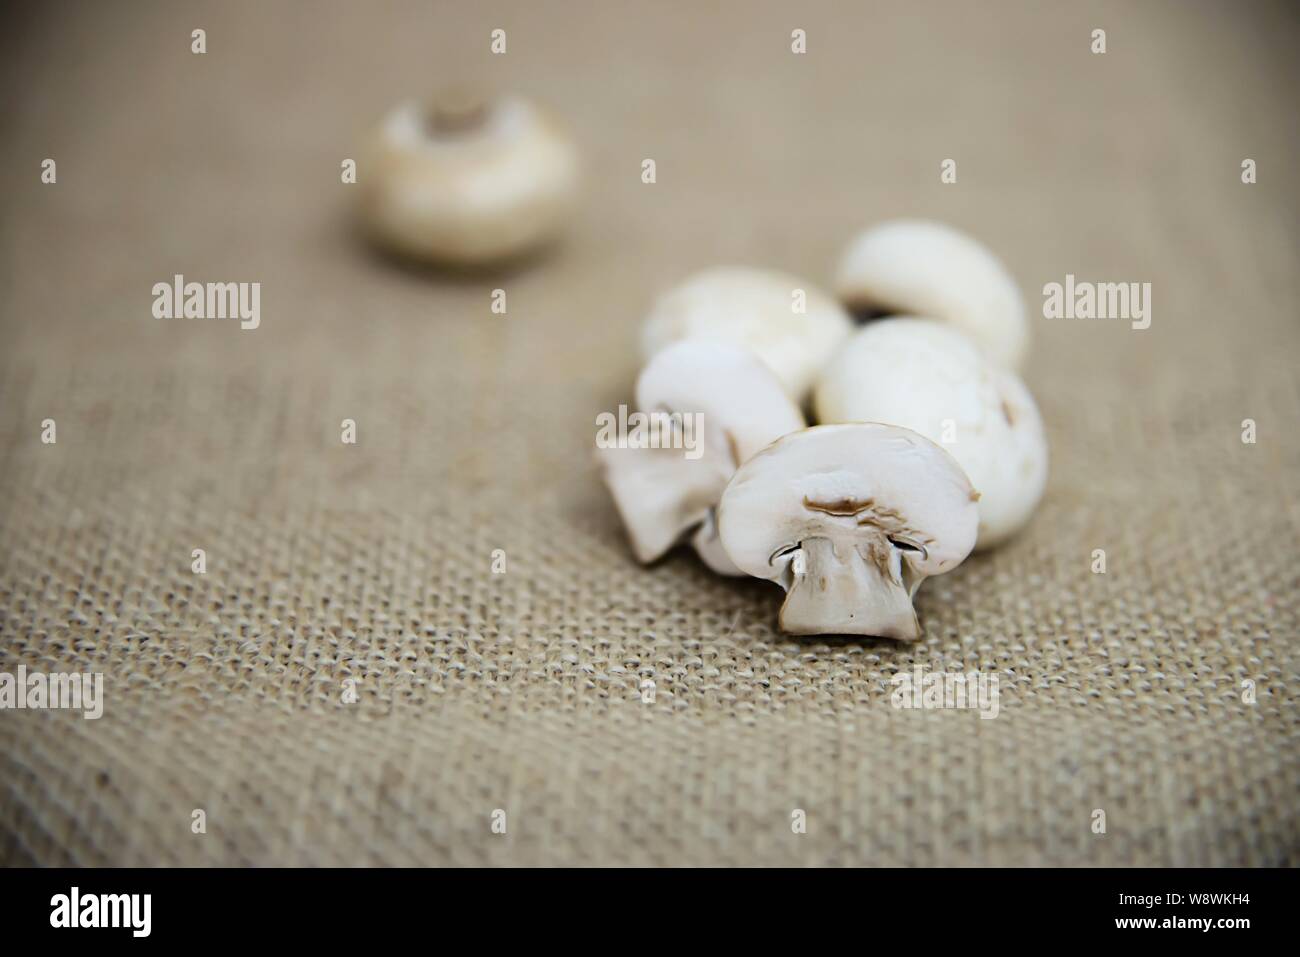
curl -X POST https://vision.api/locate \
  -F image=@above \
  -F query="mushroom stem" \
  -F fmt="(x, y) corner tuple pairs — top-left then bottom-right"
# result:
(778, 538), (920, 640)
(427, 91), (489, 134)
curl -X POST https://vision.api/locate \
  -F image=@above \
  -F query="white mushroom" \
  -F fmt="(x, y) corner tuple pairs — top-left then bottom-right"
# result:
(601, 341), (806, 574)
(640, 267), (853, 400)
(718, 423), (979, 639)
(834, 219), (1029, 369)
(358, 93), (579, 266)
(814, 319), (1048, 549)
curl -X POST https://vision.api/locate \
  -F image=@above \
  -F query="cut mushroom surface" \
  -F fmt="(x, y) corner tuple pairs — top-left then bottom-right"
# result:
(601, 341), (805, 574)
(640, 267), (853, 400)
(359, 94), (579, 265)
(834, 219), (1028, 369)
(718, 423), (979, 639)
(814, 318), (1048, 549)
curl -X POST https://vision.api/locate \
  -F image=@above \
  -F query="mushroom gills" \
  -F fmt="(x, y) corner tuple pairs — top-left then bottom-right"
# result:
(777, 537), (920, 640)
(843, 301), (895, 324)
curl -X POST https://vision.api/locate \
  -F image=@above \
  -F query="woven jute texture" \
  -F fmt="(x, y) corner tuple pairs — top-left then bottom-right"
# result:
(1, 1), (1297, 866)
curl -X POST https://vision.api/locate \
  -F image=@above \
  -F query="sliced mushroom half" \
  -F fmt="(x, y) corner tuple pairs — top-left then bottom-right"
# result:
(718, 423), (979, 638)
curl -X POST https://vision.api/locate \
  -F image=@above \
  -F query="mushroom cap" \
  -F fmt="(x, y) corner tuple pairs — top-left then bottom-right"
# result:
(834, 219), (1028, 369)
(636, 341), (806, 464)
(718, 423), (979, 583)
(640, 267), (853, 400)
(359, 96), (579, 265)
(814, 319), (1048, 549)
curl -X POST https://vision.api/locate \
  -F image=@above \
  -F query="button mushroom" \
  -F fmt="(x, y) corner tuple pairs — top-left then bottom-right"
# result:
(358, 93), (579, 266)
(601, 341), (805, 574)
(834, 219), (1028, 369)
(814, 318), (1048, 549)
(718, 423), (979, 639)
(640, 267), (853, 400)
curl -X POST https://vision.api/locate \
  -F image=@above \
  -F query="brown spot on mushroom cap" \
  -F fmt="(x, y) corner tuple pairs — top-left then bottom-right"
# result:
(1001, 397), (1017, 427)
(970, 488), (981, 502)
(802, 496), (904, 524)
(803, 496), (876, 517)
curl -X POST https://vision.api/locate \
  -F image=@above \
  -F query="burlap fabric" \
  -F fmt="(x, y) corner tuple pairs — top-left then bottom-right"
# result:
(1, 0), (1296, 866)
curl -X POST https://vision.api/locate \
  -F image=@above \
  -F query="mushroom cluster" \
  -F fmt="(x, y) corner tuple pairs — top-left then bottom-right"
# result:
(602, 220), (1048, 640)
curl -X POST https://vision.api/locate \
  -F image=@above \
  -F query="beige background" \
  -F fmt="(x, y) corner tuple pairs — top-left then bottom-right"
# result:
(1, 0), (1296, 865)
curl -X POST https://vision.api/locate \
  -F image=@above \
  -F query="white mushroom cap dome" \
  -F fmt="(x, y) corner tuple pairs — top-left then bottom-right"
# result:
(834, 219), (1028, 369)
(814, 319), (1048, 549)
(636, 341), (806, 464)
(640, 267), (853, 400)
(359, 95), (579, 265)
